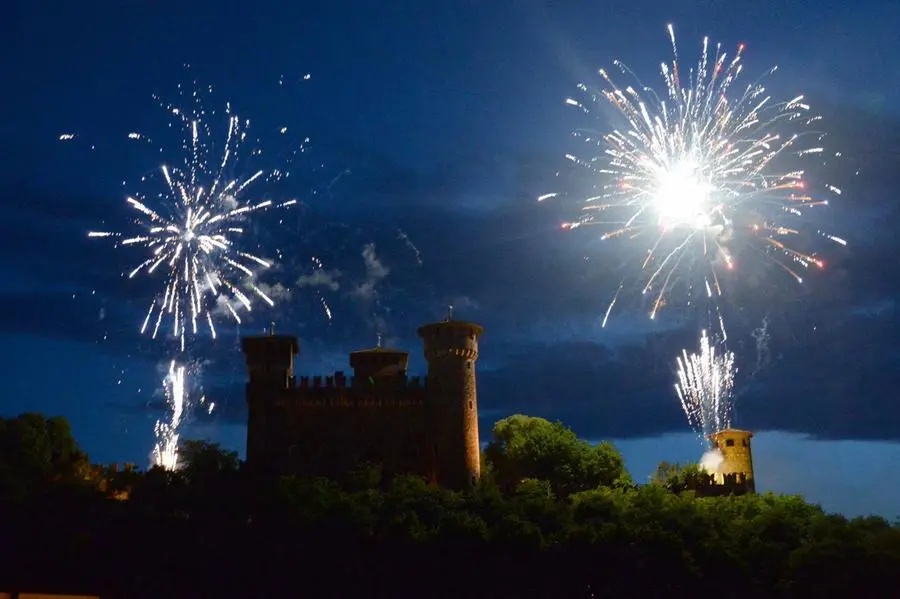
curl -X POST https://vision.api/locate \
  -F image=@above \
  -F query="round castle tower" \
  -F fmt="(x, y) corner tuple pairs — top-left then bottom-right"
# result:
(417, 312), (483, 490)
(708, 428), (756, 493)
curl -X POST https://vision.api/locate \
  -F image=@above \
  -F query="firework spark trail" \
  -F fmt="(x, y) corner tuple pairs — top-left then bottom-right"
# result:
(553, 25), (845, 324)
(152, 361), (186, 470)
(88, 80), (308, 470)
(674, 330), (736, 442)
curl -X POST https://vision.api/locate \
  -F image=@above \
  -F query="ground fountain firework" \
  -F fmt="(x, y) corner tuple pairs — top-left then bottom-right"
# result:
(548, 25), (846, 330)
(152, 360), (187, 470)
(88, 78), (306, 469)
(674, 329), (736, 444)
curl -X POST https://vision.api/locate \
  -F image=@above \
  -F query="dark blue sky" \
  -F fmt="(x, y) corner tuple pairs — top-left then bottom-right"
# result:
(3, 1), (899, 517)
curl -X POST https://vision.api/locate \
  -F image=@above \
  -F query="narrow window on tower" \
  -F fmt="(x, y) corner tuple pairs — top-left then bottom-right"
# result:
(726, 439), (735, 447)
(468, 400), (473, 410)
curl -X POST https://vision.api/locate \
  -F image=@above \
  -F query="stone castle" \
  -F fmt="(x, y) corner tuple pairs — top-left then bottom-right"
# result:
(241, 312), (483, 490)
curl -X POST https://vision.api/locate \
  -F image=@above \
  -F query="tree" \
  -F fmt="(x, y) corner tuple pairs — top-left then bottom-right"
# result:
(177, 439), (240, 480)
(0, 413), (90, 496)
(651, 461), (714, 494)
(484, 415), (630, 497)
(650, 460), (683, 485)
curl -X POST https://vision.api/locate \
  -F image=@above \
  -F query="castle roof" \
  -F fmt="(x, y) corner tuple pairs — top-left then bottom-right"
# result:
(241, 334), (299, 356)
(417, 319), (484, 337)
(349, 346), (408, 357)
(707, 428), (754, 439)
(349, 345), (409, 378)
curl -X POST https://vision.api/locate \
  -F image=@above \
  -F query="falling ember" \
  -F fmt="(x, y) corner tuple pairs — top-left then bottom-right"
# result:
(675, 330), (736, 443)
(556, 25), (845, 324)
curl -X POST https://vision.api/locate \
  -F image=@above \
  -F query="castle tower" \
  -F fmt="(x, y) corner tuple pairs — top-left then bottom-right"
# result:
(708, 428), (756, 493)
(349, 345), (409, 386)
(242, 332), (299, 467)
(417, 313), (483, 490)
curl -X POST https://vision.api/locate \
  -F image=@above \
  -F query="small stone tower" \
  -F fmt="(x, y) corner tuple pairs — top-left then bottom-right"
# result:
(242, 331), (299, 466)
(708, 428), (756, 493)
(349, 346), (409, 387)
(418, 311), (483, 490)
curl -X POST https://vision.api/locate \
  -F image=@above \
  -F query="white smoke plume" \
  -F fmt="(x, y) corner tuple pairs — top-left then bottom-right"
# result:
(699, 449), (724, 475)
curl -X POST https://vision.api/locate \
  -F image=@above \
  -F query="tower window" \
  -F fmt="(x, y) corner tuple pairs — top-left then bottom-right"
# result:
(742, 439), (748, 447)
(468, 400), (473, 410)
(725, 439), (735, 447)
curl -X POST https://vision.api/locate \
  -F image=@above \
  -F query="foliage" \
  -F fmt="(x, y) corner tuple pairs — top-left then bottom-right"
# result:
(178, 439), (240, 480)
(484, 414), (631, 497)
(0, 413), (90, 497)
(3, 412), (900, 597)
(651, 460), (716, 493)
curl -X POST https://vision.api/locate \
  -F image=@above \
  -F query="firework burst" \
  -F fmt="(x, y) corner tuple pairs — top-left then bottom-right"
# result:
(89, 83), (304, 352)
(87, 79), (309, 469)
(675, 330), (736, 442)
(553, 25), (846, 326)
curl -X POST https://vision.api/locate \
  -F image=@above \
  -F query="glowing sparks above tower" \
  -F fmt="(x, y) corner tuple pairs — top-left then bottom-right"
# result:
(675, 330), (736, 441)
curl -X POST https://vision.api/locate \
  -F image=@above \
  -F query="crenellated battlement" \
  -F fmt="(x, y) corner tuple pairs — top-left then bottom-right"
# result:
(423, 347), (478, 361)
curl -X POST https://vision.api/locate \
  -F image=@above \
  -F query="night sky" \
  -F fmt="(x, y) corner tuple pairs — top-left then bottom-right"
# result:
(3, 1), (899, 518)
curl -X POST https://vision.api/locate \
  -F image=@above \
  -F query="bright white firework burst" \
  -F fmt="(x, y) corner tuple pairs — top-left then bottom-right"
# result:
(549, 25), (847, 326)
(88, 80), (307, 469)
(674, 329), (736, 442)
(89, 83), (303, 352)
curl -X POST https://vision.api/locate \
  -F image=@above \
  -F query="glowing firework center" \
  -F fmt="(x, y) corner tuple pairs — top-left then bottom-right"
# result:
(651, 160), (716, 231)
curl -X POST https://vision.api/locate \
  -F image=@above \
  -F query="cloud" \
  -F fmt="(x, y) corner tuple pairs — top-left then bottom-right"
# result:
(450, 295), (479, 312)
(349, 242), (390, 303)
(296, 269), (341, 291)
(255, 282), (292, 302)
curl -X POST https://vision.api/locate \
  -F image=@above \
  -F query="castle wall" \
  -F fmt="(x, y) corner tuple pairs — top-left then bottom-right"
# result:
(249, 385), (429, 480)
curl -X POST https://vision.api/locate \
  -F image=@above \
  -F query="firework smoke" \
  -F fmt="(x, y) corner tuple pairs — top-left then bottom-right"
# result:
(88, 79), (305, 469)
(675, 329), (736, 442)
(751, 315), (771, 374)
(553, 25), (845, 325)
(699, 448), (725, 474)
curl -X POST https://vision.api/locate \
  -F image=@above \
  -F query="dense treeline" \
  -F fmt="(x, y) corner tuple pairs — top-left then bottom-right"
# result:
(1, 412), (899, 598)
